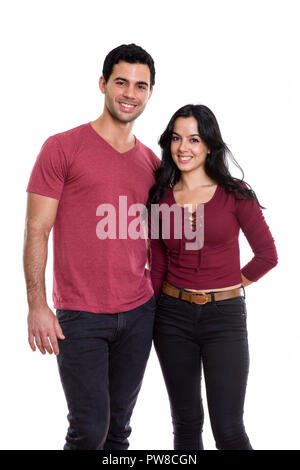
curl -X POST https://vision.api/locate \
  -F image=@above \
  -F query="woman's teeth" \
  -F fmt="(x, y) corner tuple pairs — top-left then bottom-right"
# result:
(178, 156), (193, 162)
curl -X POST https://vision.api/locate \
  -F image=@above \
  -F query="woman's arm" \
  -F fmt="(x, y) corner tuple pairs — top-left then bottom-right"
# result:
(241, 272), (253, 287)
(148, 208), (168, 301)
(236, 194), (278, 282)
(150, 238), (168, 300)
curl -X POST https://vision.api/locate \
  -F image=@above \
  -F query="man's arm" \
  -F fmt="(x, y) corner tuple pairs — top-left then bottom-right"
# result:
(23, 193), (65, 356)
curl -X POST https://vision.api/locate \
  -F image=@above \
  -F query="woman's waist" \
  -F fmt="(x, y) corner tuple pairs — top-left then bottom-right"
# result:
(166, 271), (243, 294)
(162, 280), (245, 305)
(183, 283), (242, 293)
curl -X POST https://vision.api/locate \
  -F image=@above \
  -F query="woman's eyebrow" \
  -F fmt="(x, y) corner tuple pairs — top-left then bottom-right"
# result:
(172, 131), (200, 137)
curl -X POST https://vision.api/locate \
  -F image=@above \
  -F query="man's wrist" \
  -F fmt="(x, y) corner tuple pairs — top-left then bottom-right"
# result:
(27, 299), (49, 311)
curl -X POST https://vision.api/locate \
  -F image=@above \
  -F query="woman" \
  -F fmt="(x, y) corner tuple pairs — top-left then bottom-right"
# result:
(147, 104), (278, 450)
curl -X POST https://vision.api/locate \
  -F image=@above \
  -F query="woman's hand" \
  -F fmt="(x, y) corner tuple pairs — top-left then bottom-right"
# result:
(241, 273), (253, 287)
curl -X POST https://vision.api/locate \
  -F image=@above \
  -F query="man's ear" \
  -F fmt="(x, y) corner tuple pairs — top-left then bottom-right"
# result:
(99, 75), (106, 94)
(148, 86), (154, 100)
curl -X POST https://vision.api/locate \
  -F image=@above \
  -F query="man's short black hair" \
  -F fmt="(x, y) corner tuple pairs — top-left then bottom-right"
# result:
(102, 43), (155, 88)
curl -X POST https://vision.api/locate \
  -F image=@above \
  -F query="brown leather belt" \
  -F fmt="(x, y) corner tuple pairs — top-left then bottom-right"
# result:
(162, 281), (244, 305)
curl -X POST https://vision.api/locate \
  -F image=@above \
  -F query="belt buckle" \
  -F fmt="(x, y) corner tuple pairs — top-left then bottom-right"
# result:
(194, 293), (209, 305)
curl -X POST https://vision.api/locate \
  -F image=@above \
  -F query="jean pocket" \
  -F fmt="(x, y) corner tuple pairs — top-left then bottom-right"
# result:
(213, 296), (247, 318)
(148, 294), (156, 306)
(56, 309), (82, 323)
(158, 293), (180, 306)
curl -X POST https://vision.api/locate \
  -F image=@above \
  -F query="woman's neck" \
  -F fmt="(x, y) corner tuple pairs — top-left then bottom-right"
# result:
(177, 172), (216, 192)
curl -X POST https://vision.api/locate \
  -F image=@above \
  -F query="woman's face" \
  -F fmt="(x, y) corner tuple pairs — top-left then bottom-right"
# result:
(170, 117), (210, 173)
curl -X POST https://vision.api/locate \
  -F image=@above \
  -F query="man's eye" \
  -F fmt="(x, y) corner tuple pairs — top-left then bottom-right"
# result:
(138, 85), (147, 90)
(116, 81), (125, 86)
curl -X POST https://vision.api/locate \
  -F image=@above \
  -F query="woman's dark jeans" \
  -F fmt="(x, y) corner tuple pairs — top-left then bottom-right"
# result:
(153, 290), (252, 450)
(56, 295), (155, 450)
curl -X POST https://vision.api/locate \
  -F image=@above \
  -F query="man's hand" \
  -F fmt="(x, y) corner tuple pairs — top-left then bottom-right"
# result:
(28, 306), (65, 356)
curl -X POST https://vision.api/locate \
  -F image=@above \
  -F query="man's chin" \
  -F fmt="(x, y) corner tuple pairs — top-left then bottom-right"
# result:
(110, 107), (145, 124)
(119, 111), (143, 123)
(117, 114), (138, 123)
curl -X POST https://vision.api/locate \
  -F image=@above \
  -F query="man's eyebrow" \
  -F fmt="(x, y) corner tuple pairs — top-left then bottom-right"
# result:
(114, 77), (128, 82)
(113, 77), (149, 87)
(172, 131), (200, 137)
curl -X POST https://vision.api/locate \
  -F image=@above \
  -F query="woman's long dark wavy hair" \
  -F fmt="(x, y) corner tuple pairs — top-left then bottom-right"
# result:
(147, 104), (265, 209)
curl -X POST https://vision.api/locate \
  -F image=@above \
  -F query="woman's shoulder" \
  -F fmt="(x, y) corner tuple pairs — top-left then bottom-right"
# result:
(157, 187), (174, 206)
(221, 179), (254, 198)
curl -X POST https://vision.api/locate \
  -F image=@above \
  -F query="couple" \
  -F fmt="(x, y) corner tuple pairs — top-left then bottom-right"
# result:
(24, 43), (278, 451)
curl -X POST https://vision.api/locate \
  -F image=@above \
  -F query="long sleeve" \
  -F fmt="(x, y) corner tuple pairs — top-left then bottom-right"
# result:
(148, 206), (168, 301)
(236, 195), (278, 282)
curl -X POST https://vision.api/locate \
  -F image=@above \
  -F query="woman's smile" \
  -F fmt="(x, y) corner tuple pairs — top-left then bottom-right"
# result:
(177, 155), (194, 164)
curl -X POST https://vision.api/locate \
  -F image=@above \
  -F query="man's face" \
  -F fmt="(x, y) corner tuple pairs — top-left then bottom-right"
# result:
(100, 60), (153, 123)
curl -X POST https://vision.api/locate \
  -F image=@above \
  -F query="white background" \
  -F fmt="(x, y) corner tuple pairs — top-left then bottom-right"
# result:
(0, 0), (299, 450)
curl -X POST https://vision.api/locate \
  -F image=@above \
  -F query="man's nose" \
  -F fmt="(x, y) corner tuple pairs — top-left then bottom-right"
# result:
(122, 85), (136, 100)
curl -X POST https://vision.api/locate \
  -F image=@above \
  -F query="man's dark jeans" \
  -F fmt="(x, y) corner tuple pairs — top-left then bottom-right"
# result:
(153, 291), (252, 450)
(56, 295), (155, 450)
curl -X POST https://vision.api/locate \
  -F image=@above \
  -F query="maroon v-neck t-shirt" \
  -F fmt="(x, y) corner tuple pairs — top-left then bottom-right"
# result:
(26, 122), (161, 313)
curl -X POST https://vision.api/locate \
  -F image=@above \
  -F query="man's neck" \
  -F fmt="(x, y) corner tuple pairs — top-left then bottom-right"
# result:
(91, 110), (136, 153)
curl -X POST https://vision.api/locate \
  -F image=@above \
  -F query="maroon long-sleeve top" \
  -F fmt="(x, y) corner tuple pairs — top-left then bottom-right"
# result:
(149, 184), (278, 301)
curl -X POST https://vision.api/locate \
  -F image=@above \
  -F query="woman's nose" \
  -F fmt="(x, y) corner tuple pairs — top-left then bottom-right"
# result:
(178, 139), (189, 152)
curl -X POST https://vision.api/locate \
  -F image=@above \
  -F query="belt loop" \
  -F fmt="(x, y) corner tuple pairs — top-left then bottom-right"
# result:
(242, 285), (246, 299)
(179, 288), (184, 300)
(211, 292), (215, 303)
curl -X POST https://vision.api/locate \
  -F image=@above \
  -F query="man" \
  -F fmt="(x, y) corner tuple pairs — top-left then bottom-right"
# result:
(23, 43), (160, 450)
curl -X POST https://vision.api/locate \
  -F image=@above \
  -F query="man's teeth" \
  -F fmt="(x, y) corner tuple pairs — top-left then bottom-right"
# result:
(120, 103), (135, 108)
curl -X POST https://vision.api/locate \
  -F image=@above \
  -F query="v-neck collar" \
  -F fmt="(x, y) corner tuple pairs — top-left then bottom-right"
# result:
(171, 184), (220, 213)
(87, 122), (139, 156)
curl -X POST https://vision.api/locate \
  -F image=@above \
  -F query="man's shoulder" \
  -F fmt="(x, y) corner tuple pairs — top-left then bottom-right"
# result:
(49, 122), (90, 148)
(137, 138), (161, 169)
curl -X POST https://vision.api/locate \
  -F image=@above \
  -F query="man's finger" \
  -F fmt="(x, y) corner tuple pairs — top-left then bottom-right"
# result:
(28, 330), (36, 352)
(35, 333), (46, 355)
(41, 333), (53, 354)
(49, 332), (60, 356)
(54, 318), (65, 340)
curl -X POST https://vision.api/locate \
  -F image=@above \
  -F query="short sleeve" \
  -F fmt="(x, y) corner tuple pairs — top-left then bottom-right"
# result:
(26, 136), (68, 200)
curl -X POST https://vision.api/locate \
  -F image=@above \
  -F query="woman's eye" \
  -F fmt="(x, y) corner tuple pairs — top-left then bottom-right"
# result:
(171, 136), (179, 141)
(190, 138), (199, 143)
